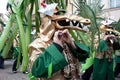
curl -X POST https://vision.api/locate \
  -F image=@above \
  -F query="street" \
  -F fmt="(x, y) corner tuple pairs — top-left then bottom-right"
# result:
(0, 59), (28, 80)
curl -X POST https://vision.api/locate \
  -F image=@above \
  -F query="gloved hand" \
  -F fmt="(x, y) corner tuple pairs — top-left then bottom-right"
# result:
(53, 29), (76, 49)
(53, 30), (64, 47)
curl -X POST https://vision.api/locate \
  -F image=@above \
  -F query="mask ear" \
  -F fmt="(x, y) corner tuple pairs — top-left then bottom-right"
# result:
(40, 17), (52, 34)
(38, 3), (58, 16)
(54, 10), (66, 15)
(40, 17), (55, 42)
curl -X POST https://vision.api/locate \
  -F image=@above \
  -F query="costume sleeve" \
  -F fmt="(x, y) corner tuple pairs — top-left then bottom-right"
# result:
(31, 43), (68, 78)
(97, 40), (108, 52)
(69, 41), (90, 62)
(13, 46), (19, 59)
(113, 41), (120, 50)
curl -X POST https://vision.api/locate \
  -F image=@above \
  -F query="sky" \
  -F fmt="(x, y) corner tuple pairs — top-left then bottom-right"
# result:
(0, 0), (8, 14)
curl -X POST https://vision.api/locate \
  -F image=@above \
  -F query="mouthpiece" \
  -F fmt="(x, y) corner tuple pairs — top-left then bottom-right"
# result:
(109, 39), (113, 44)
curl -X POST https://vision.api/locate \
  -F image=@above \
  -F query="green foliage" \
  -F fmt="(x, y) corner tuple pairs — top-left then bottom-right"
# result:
(0, 14), (15, 53)
(73, 0), (105, 52)
(0, 0), (41, 72)
(111, 19), (120, 32)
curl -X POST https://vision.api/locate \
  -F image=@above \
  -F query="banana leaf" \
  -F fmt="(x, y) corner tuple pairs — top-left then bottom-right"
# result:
(0, 14), (15, 53)
(1, 23), (18, 58)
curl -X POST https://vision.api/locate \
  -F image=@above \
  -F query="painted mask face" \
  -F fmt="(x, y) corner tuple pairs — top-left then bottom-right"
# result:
(51, 13), (91, 32)
(40, 10), (91, 41)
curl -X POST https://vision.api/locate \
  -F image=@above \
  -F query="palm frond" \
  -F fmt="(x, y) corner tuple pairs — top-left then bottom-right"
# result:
(73, 0), (104, 51)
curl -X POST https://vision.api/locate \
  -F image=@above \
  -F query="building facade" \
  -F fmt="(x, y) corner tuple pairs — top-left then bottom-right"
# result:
(67, 0), (120, 21)
(101, 0), (120, 21)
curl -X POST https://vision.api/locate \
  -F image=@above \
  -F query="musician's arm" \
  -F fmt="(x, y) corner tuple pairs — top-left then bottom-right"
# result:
(113, 41), (120, 50)
(68, 41), (90, 62)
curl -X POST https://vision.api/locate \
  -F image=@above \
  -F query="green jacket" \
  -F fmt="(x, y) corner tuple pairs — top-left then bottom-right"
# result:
(13, 46), (19, 59)
(32, 41), (90, 78)
(115, 55), (120, 63)
(93, 40), (120, 80)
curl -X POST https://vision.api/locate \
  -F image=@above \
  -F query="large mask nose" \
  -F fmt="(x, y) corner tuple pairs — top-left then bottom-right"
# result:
(80, 19), (91, 25)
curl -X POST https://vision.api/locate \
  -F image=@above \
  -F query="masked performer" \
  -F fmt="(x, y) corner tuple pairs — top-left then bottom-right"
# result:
(93, 24), (120, 80)
(28, 2), (91, 80)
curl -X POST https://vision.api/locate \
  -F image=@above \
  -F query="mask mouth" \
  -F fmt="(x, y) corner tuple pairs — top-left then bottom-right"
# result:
(57, 19), (83, 28)
(100, 25), (118, 36)
(55, 18), (89, 32)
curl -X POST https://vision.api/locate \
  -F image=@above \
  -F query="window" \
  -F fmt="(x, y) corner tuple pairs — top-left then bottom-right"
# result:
(110, 0), (120, 8)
